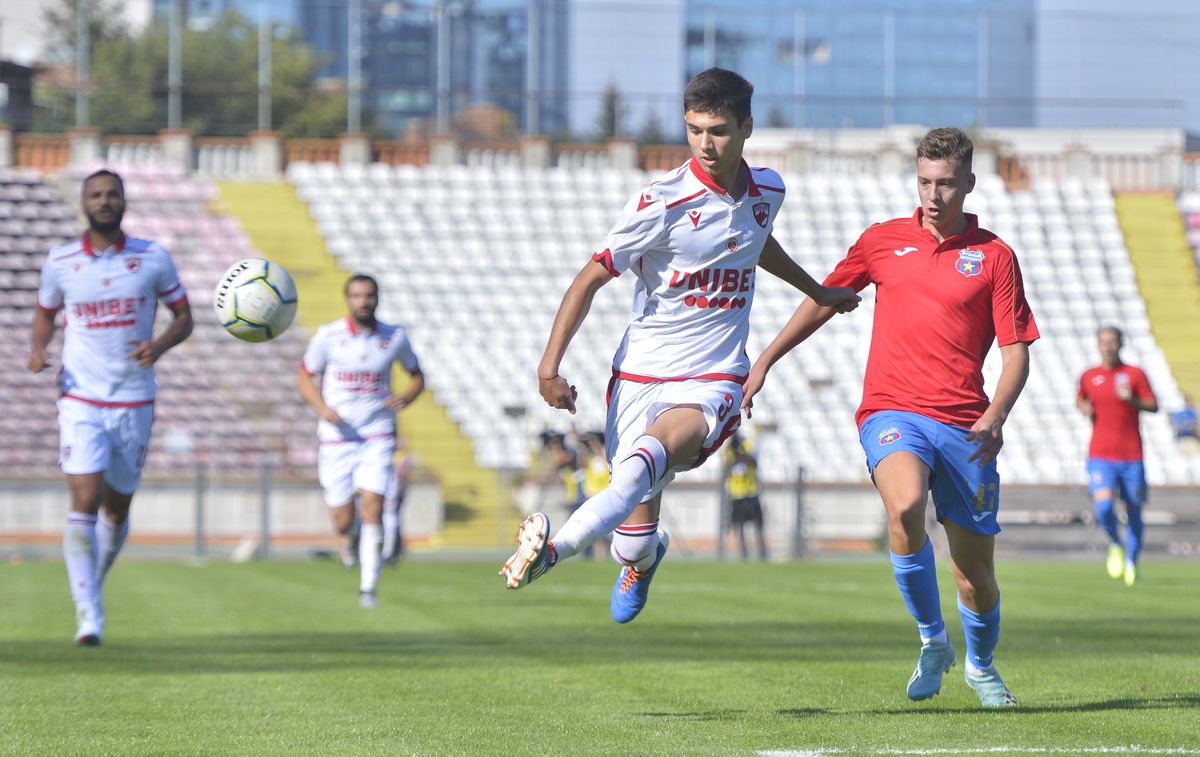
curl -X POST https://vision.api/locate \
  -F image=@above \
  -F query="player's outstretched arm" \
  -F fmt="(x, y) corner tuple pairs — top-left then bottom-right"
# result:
(127, 298), (193, 368)
(296, 366), (343, 424)
(538, 261), (614, 415)
(966, 341), (1031, 466)
(28, 306), (58, 373)
(758, 235), (860, 313)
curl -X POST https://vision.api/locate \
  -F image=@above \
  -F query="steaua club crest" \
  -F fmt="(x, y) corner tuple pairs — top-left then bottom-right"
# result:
(753, 202), (770, 228)
(955, 249), (985, 278)
(878, 428), (902, 445)
(125, 257), (141, 272)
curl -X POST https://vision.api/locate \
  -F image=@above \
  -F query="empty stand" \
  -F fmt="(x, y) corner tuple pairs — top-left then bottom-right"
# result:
(0, 167), (318, 480)
(284, 161), (1200, 487)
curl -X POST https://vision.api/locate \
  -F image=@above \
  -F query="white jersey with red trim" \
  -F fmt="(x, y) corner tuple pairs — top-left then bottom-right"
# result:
(592, 158), (785, 383)
(301, 317), (421, 443)
(37, 234), (188, 405)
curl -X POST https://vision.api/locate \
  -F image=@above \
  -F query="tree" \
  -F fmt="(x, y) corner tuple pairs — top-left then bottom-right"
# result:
(637, 110), (668, 144)
(597, 84), (625, 140)
(38, 8), (352, 138)
(40, 0), (129, 66)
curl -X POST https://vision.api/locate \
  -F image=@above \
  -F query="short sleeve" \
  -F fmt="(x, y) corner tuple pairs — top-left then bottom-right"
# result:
(990, 244), (1039, 347)
(591, 188), (668, 277)
(301, 331), (328, 376)
(1077, 372), (1090, 401)
(1133, 368), (1156, 402)
(155, 248), (188, 305)
(822, 235), (872, 292)
(393, 332), (420, 373)
(36, 257), (63, 312)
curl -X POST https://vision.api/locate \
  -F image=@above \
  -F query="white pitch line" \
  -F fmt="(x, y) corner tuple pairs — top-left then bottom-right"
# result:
(760, 748), (1200, 756)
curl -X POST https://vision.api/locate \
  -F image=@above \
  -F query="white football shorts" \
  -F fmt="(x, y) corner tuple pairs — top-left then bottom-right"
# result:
(317, 435), (395, 507)
(604, 377), (743, 502)
(57, 397), (155, 495)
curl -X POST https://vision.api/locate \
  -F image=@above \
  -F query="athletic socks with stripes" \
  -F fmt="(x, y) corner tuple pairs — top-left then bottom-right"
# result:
(550, 434), (667, 561)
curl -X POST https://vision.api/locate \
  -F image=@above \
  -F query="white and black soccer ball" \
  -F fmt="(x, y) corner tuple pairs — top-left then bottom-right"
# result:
(213, 258), (298, 343)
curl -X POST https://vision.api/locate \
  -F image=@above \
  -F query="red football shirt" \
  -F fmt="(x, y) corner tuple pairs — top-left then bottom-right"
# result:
(824, 210), (1040, 429)
(1077, 364), (1155, 460)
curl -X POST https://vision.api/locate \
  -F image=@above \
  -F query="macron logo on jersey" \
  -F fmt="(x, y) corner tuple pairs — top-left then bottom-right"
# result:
(688, 210), (702, 228)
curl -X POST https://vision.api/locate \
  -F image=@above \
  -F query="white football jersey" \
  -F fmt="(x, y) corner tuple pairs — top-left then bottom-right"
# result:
(37, 234), (188, 405)
(592, 158), (785, 382)
(301, 317), (421, 443)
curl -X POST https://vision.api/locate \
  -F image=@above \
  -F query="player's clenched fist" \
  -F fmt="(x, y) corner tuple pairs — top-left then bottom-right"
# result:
(27, 350), (51, 373)
(539, 374), (577, 414)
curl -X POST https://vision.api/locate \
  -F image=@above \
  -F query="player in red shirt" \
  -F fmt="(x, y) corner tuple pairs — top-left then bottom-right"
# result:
(1076, 326), (1158, 586)
(743, 128), (1039, 707)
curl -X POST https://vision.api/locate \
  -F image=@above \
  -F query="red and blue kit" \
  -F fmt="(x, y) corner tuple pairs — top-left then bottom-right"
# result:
(824, 210), (1039, 429)
(1078, 364), (1155, 461)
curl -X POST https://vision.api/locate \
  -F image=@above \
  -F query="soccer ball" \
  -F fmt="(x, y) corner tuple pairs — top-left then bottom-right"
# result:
(213, 258), (298, 342)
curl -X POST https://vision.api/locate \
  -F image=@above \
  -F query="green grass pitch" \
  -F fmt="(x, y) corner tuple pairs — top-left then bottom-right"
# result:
(2, 558), (1198, 755)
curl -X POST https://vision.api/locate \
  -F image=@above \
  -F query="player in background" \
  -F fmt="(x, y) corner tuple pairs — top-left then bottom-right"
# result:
(500, 68), (860, 624)
(297, 274), (424, 608)
(29, 169), (193, 646)
(723, 432), (766, 560)
(1076, 326), (1158, 586)
(743, 128), (1038, 707)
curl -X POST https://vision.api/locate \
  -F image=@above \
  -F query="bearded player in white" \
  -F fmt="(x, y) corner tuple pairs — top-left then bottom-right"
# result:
(297, 274), (424, 608)
(29, 169), (193, 646)
(500, 68), (860, 622)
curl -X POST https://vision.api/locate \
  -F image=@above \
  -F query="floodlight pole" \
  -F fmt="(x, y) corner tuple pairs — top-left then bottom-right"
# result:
(75, 0), (90, 127)
(435, 0), (450, 133)
(258, 0), (272, 131)
(524, 0), (540, 135)
(347, 0), (362, 134)
(168, 0), (182, 130)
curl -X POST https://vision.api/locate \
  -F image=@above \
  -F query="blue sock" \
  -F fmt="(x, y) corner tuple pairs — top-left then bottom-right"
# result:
(1125, 504), (1145, 565)
(958, 596), (1000, 670)
(890, 539), (944, 640)
(1094, 498), (1120, 544)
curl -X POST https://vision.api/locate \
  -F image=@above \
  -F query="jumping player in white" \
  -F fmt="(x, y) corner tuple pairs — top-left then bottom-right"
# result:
(29, 169), (193, 646)
(297, 274), (424, 608)
(500, 68), (860, 623)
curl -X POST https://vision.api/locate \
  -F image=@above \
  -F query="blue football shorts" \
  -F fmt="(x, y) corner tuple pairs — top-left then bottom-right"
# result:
(1086, 458), (1147, 507)
(859, 409), (1001, 535)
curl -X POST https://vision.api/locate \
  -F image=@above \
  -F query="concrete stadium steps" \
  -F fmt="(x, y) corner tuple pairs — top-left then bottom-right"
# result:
(214, 181), (511, 549)
(1116, 193), (1200, 400)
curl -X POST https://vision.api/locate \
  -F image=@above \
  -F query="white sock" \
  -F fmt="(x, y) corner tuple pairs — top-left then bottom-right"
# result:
(64, 514), (99, 607)
(609, 521), (661, 571)
(359, 523), (382, 593)
(381, 508), (400, 558)
(551, 435), (667, 561)
(921, 629), (950, 646)
(95, 512), (129, 591)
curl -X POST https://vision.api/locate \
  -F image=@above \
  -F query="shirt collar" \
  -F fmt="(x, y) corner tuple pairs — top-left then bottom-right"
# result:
(81, 231), (126, 257)
(345, 316), (376, 335)
(911, 208), (980, 245)
(688, 158), (759, 199)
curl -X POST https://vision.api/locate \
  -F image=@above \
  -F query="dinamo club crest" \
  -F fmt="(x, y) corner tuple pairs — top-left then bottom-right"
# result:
(125, 257), (141, 272)
(753, 202), (770, 228)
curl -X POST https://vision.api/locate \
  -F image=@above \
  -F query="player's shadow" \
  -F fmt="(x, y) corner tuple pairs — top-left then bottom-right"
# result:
(0, 620), (929, 675)
(858, 694), (1200, 715)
